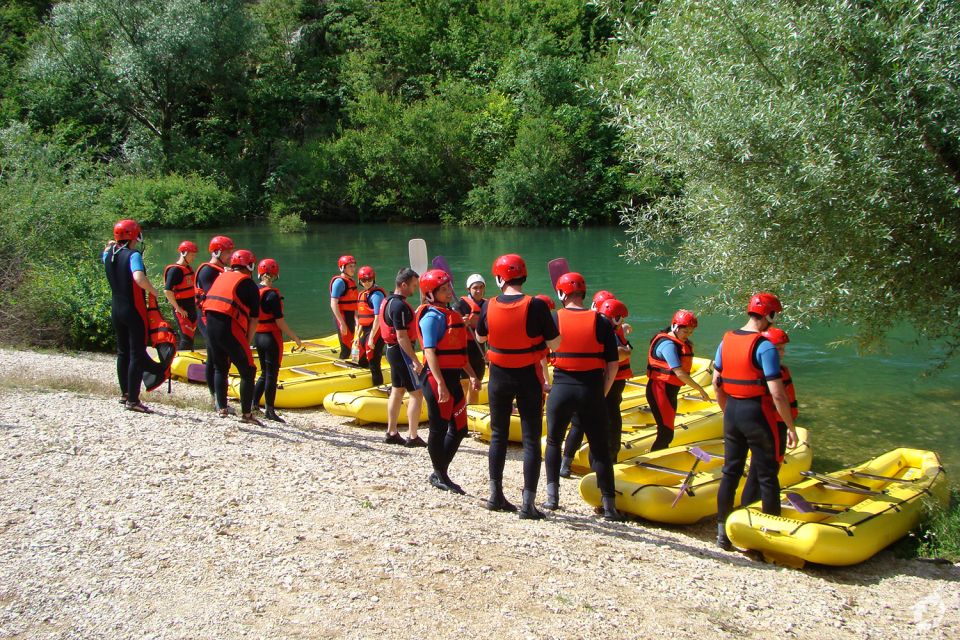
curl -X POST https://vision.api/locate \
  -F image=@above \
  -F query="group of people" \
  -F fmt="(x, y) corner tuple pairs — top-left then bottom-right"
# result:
(104, 220), (799, 546)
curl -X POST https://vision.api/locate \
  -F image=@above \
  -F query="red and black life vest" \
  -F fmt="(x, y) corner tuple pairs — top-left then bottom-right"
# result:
(615, 325), (633, 381)
(647, 332), (694, 386)
(330, 274), (358, 312)
(357, 285), (386, 327)
(256, 286), (282, 334)
(163, 263), (195, 301)
(204, 270), (254, 340)
(717, 330), (769, 399)
(486, 296), (546, 368)
(459, 295), (483, 339)
(416, 304), (467, 370)
(379, 294), (414, 345)
(143, 293), (177, 392)
(194, 261), (224, 311)
(552, 308), (605, 372)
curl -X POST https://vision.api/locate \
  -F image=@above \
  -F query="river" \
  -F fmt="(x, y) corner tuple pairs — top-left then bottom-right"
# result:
(147, 223), (960, 480)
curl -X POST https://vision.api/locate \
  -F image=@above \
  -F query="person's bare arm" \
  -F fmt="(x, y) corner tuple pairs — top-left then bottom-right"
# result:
(133, 271), (159, 298)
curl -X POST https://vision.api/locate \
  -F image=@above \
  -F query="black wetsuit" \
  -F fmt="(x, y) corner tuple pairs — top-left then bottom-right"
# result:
(253, 287), (283, 410)
(384, 295), (419, 392)
(206, 277), (260, 414)
(195, 262), (222, 397)
(455, 296), (487, 382)
(164, 265), (197, 350)
(103, 246), (149, 403)
(562, 377), (627, 464)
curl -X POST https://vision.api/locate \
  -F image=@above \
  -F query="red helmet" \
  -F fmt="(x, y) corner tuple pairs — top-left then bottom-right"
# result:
(338, 255), (356, 269)
(230, 249), (257, 270)
(419, 269), (451, 296)
(556, 272), (586, 296)
(672, 309), (698, 328)
(762, 327), (790, 345)
(357, 265), (375, 281)
(209, 235), (235, 254)
(113, 219), (141, 242)
(535, 294), (556, 310)
(747, 292), (783, 317)
(492, 254), (527, 280)
(177, 240), (199, 255)
(258, 258), (279, 277)
(592, 290), (615, 308)
(599, 299), (628, 320)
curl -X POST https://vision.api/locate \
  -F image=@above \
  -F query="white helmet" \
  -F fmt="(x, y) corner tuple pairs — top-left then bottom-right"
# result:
(466, 273), (486, 288)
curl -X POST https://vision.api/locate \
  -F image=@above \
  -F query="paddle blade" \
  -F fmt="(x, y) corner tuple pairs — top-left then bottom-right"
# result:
(408, 238), (428, 276)
(432, 255), (452, 276)
(689, 446), (714, 463)
(547, 258), (570, 288)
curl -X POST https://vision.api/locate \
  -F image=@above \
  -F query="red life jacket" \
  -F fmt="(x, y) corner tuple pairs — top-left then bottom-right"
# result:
(357, 285), (386, 327)
(647, 332), (694, 386)
(379, 294), (414, 345)
(330, 274), (358, 312)
(163, 263), (195, 301)
(717, 330), (769, 399)
(143, 293), (177, 392)
(459, 295), (483, 339)
(614, 326), (633, 381)
(194, 261), (224, 310)
(204, 270), (254, 340)
(256, 286), (282, 333)
(486, 296), (547, 368)
(552, 308), (605, 372)
(416, 304), (467, 370)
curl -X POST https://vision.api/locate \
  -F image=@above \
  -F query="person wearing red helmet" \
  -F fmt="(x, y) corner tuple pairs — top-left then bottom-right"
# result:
(163, 240), (199, 350)
(455, 273), (488, 405)
(417, 269), (481, 494)
(355, 265), (387, 386)
(645, 309), (711, 452)
(381, 268), (426, 446)
(542, 272), (623, 521)
(103, 219), (161, 413)
(253, 258), (302, 423)
(204, 249), (261, 425)
(330, 255), (359, 359)
(558, 298), (634, 478)
(740, 326), (799, 506)
(475, 254), (560, 518)
(195, 235), (235, 405)
(713, 292), (796, 551)
(591, 290), (615, 311)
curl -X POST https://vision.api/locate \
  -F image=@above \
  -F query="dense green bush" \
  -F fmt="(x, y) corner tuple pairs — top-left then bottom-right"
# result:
(97, 174), (237, 229)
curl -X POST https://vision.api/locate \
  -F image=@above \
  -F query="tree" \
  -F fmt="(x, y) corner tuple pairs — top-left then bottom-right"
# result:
(603, 0), (960, 356)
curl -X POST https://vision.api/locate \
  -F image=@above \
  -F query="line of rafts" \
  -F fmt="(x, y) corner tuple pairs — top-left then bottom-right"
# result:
(169, 335), (949, 568)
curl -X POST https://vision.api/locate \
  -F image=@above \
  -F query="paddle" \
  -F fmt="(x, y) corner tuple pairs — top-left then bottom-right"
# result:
(670, 447), (714, 508)
(408, 238), (429, 304)
(784, 492), (845, 515)
(547, 257), (570, 289)
(799, 470), (885, 496)
(851, 468), (935, 484)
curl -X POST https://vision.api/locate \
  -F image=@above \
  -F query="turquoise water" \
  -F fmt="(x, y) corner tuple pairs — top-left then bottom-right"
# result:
(145, 223), (960, 480)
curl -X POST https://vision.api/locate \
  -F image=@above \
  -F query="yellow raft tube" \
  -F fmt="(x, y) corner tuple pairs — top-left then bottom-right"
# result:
(170, 334), (342, 382)
(725, 448), (948, 567)
(578, 428), (811, 525)
(228, 359), (392, 409)
(324, 381), (490, 424)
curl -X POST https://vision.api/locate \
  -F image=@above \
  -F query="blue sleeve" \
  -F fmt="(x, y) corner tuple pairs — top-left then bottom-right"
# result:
(369, 291), (385, 314)
(656, 340), (682, 369)
(418, 310), (447, 350)
(330, 278), (346, 298)
(714, 342), (723, 370)
(102, 250), (108, 264)
(757, 340), (782, 380)
(129, 252), (145, 273)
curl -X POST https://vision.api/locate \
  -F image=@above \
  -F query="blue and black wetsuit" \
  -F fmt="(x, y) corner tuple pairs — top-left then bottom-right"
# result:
(103, 245), (149, 403)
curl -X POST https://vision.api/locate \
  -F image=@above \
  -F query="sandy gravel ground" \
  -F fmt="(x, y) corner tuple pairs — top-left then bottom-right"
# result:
(0, 347), (957, 639)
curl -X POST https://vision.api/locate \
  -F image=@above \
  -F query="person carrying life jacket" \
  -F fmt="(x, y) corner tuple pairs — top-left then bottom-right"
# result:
(253, 258), (302, 423)
(475, 254), (560, 519)
(713, 292), (797, 551)
(163, 240), (198, 350)
(142, 292), (178, 392)
(103, 219), (161, 414)
(204, 249), (261, 425)
(195, 235), (234, 406)
(741, 326), (799, 506)
(542, 272), (624, 521)
(558, 298), (635, 478)
(646, 309), (711, 452)
(455, 273), (487, 405)
(380, 267), (426, 446)
(355, 265), (387, 387)
(330, 255), (359, 359)
(417, 269), (480, 495)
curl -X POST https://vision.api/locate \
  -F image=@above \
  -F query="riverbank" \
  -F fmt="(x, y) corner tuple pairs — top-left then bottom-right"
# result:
(0, 348), (957, 639)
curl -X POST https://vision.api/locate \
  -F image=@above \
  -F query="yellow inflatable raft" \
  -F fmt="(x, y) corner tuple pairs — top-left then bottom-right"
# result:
(725, 448), (948, 567)
(324, 381), (489, 424)
(578, 428), (811, 525)
(229, 360), (392, 409)
(170, 334), (342, 382)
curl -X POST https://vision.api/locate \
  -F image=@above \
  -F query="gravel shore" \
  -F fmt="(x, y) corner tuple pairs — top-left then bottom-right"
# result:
(0, 347), (957, 639)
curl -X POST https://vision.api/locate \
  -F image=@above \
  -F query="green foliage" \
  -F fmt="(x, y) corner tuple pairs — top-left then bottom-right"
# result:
(27, 261), (115, 351)
(267, 203), (308, 234)
(895, 490), (960, 562)
(605, 0), (960, 353)
(97, 174), (237, 229)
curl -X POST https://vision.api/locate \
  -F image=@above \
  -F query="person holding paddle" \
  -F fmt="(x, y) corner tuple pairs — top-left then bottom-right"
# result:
(253, 258), (302, 423)
(542, 272), (624, 521)
(713, 292), (797, 551)
(476, 254), (560, 518)
(646, 309), (711, 451)
(381, 268), (426, 446)
(330, 255), (359, 360)
(456, 273), (488, 404)
(355, 266), (387, 386)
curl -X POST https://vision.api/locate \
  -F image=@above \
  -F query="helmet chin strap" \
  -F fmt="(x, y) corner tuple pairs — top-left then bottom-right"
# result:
(671, 323), (680, 333)
(495, 276), (506, 290)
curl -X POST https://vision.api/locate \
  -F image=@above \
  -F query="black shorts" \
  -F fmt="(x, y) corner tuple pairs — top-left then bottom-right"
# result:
(385, 344), (420, 392)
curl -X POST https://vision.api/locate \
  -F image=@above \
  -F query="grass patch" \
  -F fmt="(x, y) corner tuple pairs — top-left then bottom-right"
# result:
(894, 490), (960, 563)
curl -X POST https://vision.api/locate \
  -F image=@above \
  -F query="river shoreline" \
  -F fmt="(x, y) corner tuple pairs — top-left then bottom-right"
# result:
(0, 347), (957, 639)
